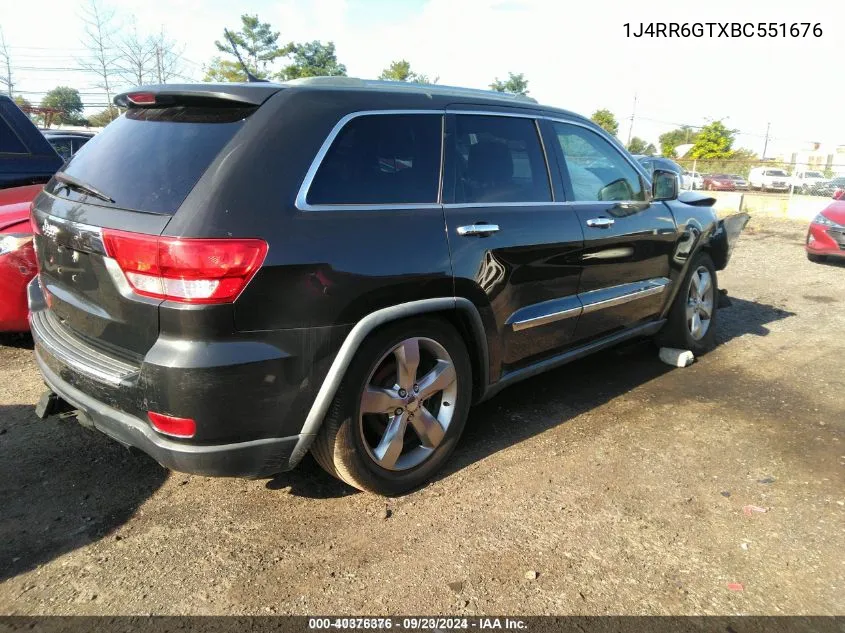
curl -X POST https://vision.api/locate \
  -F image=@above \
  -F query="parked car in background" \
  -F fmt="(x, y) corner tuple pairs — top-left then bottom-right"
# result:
(805, 200), (845, 263)
(748, 167), (790, 192)
(0, 95), (63, 189)
(28, 78), (747, 495)
(814, 176), (845, 199)
(42, 131), (95, 162)
(0, 184), (41, 331)
(702, 174), (736, 191)
(791, 170), (829, 195)
(730, 174), (748, 190)
(634, 155), (689, 189)
(681, 171), (704, 189)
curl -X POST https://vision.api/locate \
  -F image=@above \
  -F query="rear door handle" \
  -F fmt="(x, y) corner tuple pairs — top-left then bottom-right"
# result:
(585, 217), (615, 228)
(457, 224), (500, 236)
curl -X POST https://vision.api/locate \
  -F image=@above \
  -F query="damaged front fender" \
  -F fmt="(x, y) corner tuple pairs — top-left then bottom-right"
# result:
(708, 212), (750, 270)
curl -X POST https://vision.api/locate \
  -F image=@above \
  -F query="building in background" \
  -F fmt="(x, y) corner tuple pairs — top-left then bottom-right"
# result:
(780, 142), (845, 177)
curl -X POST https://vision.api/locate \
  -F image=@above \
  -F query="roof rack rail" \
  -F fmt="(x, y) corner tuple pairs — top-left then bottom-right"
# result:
(283, 76), (539, 104)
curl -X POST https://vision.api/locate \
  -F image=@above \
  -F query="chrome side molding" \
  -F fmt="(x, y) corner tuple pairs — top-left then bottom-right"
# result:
(510, 277), (671, 332)
(579, 278), (670, 316)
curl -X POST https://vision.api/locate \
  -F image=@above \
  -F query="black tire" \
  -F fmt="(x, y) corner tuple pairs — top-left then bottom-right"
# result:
(311, 317), (472, 496)
(656, 252), (719, 356)
(807, 252), (826, 263)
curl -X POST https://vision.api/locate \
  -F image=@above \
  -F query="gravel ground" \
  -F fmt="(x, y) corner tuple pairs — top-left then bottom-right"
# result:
(0, 217), (843, 615)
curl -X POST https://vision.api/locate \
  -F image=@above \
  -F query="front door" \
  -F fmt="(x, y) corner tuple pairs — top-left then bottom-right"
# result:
(546, 120), (677, 343)
(442, 111), (584, 378)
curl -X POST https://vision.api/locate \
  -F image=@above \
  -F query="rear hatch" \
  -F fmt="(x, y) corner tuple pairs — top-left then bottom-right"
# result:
(31, 84), (281, 359)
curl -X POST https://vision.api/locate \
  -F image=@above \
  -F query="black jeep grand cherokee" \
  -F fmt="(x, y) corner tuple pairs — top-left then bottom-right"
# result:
(28, 78), (747, 495)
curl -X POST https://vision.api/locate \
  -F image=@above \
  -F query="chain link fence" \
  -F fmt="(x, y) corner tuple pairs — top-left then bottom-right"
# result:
(671, 157), (844, 220)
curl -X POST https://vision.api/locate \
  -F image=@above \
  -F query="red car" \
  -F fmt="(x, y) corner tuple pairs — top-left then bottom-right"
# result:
(702, 174), (736, 191)
(0, 184), (42, 331)
(806, 200), (845, 263)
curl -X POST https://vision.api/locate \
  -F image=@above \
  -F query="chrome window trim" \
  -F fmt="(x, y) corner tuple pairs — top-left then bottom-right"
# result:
(295, 109), (445, 212)
(534, 118), (555, 202)
(294, 108), (654, 211)
(444, 201), (563, 209)
(445, 108), (540, 119)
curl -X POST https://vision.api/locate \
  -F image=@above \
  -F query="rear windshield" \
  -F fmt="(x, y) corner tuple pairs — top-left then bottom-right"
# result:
(49, 106), (254, 214)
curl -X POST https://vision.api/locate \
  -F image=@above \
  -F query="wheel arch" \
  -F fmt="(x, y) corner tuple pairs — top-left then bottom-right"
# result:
(287, 297), (489, 467)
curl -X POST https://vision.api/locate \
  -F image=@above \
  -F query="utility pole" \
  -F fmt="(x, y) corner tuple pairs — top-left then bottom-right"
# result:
(762, 122), (771, 159)
(626, 92), (637, 147)
(156, 44), (163, 83)
(0, 28), (12, 97)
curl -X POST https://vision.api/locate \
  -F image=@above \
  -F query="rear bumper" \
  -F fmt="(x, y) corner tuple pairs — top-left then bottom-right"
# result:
(26, 277), (318, 478)
(34, 348), (299, 477)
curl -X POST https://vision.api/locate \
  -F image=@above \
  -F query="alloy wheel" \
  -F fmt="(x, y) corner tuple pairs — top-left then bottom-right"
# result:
(358, 337), (458, 471)
(686, 265), (714, 341)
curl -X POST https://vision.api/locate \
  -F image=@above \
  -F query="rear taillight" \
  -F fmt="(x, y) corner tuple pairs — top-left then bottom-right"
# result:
(126, 92), (157, 105)
(148, 412), (196, 438)
(102, 229), (267, 304)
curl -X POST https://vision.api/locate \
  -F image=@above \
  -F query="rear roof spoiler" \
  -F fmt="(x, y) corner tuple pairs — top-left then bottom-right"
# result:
(114, 83), (285, 108)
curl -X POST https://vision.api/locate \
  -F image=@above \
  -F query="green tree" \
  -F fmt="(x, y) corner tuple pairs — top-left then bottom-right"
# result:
(278, 41), (347, 80)
(203, 57), (248, 82)
(689, 120), (735, 159)
(590, 109), (619, 136)
(210, 14), (287, 81)
(13, 95), (31, 110)
(40, 86), (85, 125)
(627, 136), (656, 155)
(659, 126), (698, 158)
(489, 72), (529, 96)
(378, 59), (437, 84)
(380, 59), (413, 81)
(87, 107), (123, 127)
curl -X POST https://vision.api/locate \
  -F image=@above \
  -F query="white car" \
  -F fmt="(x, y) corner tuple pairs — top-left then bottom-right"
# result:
(792, 170), (829, 195)
(684, 171), (705, 190)
(748, 167), (790, 193)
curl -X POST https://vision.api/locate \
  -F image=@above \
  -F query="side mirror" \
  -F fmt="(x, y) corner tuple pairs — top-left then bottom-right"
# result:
(652, 169), (678, 201)
(598, 177), (634, 201)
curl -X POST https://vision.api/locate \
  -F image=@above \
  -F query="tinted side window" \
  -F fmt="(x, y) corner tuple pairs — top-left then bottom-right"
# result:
(553, 122), (645, 202)
(307, 114), (442, 205)
(0, 116), (27, 154)
(453, 115), (551, 204)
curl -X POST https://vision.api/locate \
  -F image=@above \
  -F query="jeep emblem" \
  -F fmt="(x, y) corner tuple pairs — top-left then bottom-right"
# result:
(42, 220), (60, 239)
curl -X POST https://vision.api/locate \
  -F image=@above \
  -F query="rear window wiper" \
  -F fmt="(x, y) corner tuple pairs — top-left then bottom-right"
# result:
(54, 172), (116, 204)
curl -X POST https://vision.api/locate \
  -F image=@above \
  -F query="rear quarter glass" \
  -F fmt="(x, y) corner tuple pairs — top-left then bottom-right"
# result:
(45, 105), (256, 215)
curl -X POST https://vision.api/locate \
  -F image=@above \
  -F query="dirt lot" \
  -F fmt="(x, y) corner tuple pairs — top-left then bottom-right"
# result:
(0, 217), (843, 616)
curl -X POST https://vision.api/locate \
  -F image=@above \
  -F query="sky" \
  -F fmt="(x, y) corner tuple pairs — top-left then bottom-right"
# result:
(2, 0), (844, 159)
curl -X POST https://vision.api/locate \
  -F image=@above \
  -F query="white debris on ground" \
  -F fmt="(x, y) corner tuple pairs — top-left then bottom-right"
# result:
(659, 347), (695, 368)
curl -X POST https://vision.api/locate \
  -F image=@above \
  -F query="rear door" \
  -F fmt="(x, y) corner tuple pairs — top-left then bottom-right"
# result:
(546, 119), (676, 343)
(443, 110), (584, 374)
(31, 101), (259, 358)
